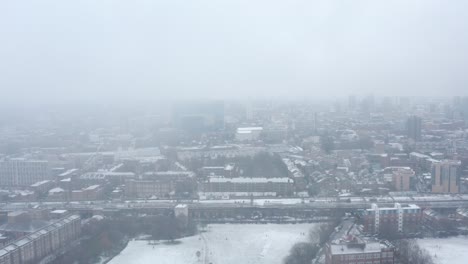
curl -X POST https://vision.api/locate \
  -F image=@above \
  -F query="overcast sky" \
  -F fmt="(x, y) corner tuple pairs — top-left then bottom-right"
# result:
(1, 0), (468, 104)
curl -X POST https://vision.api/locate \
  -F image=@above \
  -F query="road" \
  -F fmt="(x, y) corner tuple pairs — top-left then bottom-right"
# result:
(2, 194), (468, 212)
(200, 231), (210, 264)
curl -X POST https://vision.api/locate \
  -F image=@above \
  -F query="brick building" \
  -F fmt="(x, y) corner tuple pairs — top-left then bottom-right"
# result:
(125, 171), (195, 198)
(361, 203), (421, 235)
(0, 214), (80, 264)
(392, 168), (414, 191)
(326, 240), (394, 264)
(199, 177), (294, 197)
(431, 160), (461, 194)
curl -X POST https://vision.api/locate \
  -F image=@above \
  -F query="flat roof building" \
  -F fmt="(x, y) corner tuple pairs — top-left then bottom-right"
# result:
(0, 159), (50, 187)
(362, 203), (421, 235)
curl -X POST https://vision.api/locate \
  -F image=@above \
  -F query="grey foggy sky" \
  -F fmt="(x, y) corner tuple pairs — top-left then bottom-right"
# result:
(1, 0), (468, 104)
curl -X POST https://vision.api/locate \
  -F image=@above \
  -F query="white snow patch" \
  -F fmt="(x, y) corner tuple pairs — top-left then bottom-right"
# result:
(110, 224), (317, 264)
(417, 236), (468, 264)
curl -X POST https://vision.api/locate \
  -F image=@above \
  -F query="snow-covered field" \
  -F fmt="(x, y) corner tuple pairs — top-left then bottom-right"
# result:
(109, 224), (318, 264)
(417, 236), (468, 264)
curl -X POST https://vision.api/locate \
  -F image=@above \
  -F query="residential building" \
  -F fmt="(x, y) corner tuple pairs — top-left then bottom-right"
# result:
(174, 204), (188, 218)
(422, 209), (455, 233)
(176, 145), (266, 161)
(455, 208), (468, 224)
(0, 159), (50, 187)
(431, 160), (461, 193)
(326, 218), (394, 264)
(199, 177), (294, 197)
(79, 171), (135, 185)
(0, 214), (80, 264)
(362, 203), (421, 234)
(47, 188), (66, 201)
(71, 185), (103, 201)
(235, 127), (263, 142)
(392, 168), (414, 191)
(326, 240), (394, 264)
(0, 212), (49, 239)
(125, 179), (173, 198)
(406, 115), (422, 141)
(200, 164), (238, 178)
(409, 152), (438, 171)
(125, 171), (195, 198)
(30, 180), (53, 195)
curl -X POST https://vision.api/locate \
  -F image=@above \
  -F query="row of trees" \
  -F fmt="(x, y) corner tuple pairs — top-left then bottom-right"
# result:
(149, 215), (196, 242)
(101, 214), (197, 241)
(54, 218), (129, 264)
(185, 152), (289, 178)
(56, 214), (197, 263)
(284, 222), (338, 264)
(319, 132), (375, 154)
(394, 240), (435, 264)
(283, 243), (319, 264)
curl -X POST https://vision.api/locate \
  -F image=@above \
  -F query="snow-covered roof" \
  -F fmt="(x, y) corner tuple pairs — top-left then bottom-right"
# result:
(49, 187), (65, 193)
(0, 249), (8, 257)
(237, 127), (263, 132)
(59, 168), (79, 177)
(209, 177), (292, 183)
(51, 209), (68, 214)
(83, 185), (100, 191)
(329, 242), (382, 255)
(31, 180), (51, 187)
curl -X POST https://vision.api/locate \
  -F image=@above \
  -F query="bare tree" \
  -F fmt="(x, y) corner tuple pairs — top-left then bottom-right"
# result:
(283, 242), (319, 264)
(394, 239), (435, 264)
(309, 222), (339, 246)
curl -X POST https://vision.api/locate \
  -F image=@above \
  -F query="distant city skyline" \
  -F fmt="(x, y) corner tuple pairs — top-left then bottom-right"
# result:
(2, 2), (468, 264)
(1, 0), (468, 104)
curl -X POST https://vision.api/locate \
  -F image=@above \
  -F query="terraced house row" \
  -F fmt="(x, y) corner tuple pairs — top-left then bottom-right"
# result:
(0, 215), (81, 264)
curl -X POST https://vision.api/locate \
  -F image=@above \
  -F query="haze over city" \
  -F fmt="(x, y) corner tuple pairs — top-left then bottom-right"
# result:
(2, 1), (468, 264)
(1, 0), (468, 104)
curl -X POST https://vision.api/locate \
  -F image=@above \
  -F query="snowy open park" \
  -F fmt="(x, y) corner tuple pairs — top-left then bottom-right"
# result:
(109, 224), (318, 264)
(417, 236), (468, 264)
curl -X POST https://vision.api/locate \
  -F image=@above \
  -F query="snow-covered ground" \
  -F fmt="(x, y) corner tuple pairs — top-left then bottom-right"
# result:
(417, 236), (468, 264)
(109, 224), (318, 264)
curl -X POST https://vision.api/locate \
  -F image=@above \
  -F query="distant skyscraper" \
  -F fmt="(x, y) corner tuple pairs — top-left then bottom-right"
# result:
(453, 96), (461, 108)
(359, 95), (374, 113)
(406, 115), (422, 141)
(172, 101), (225, 134)
(382, 96), (393, 111)
(460, 96), (468, 121)
(431, 160), (461, 194)
(348, 95), (356, 110)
